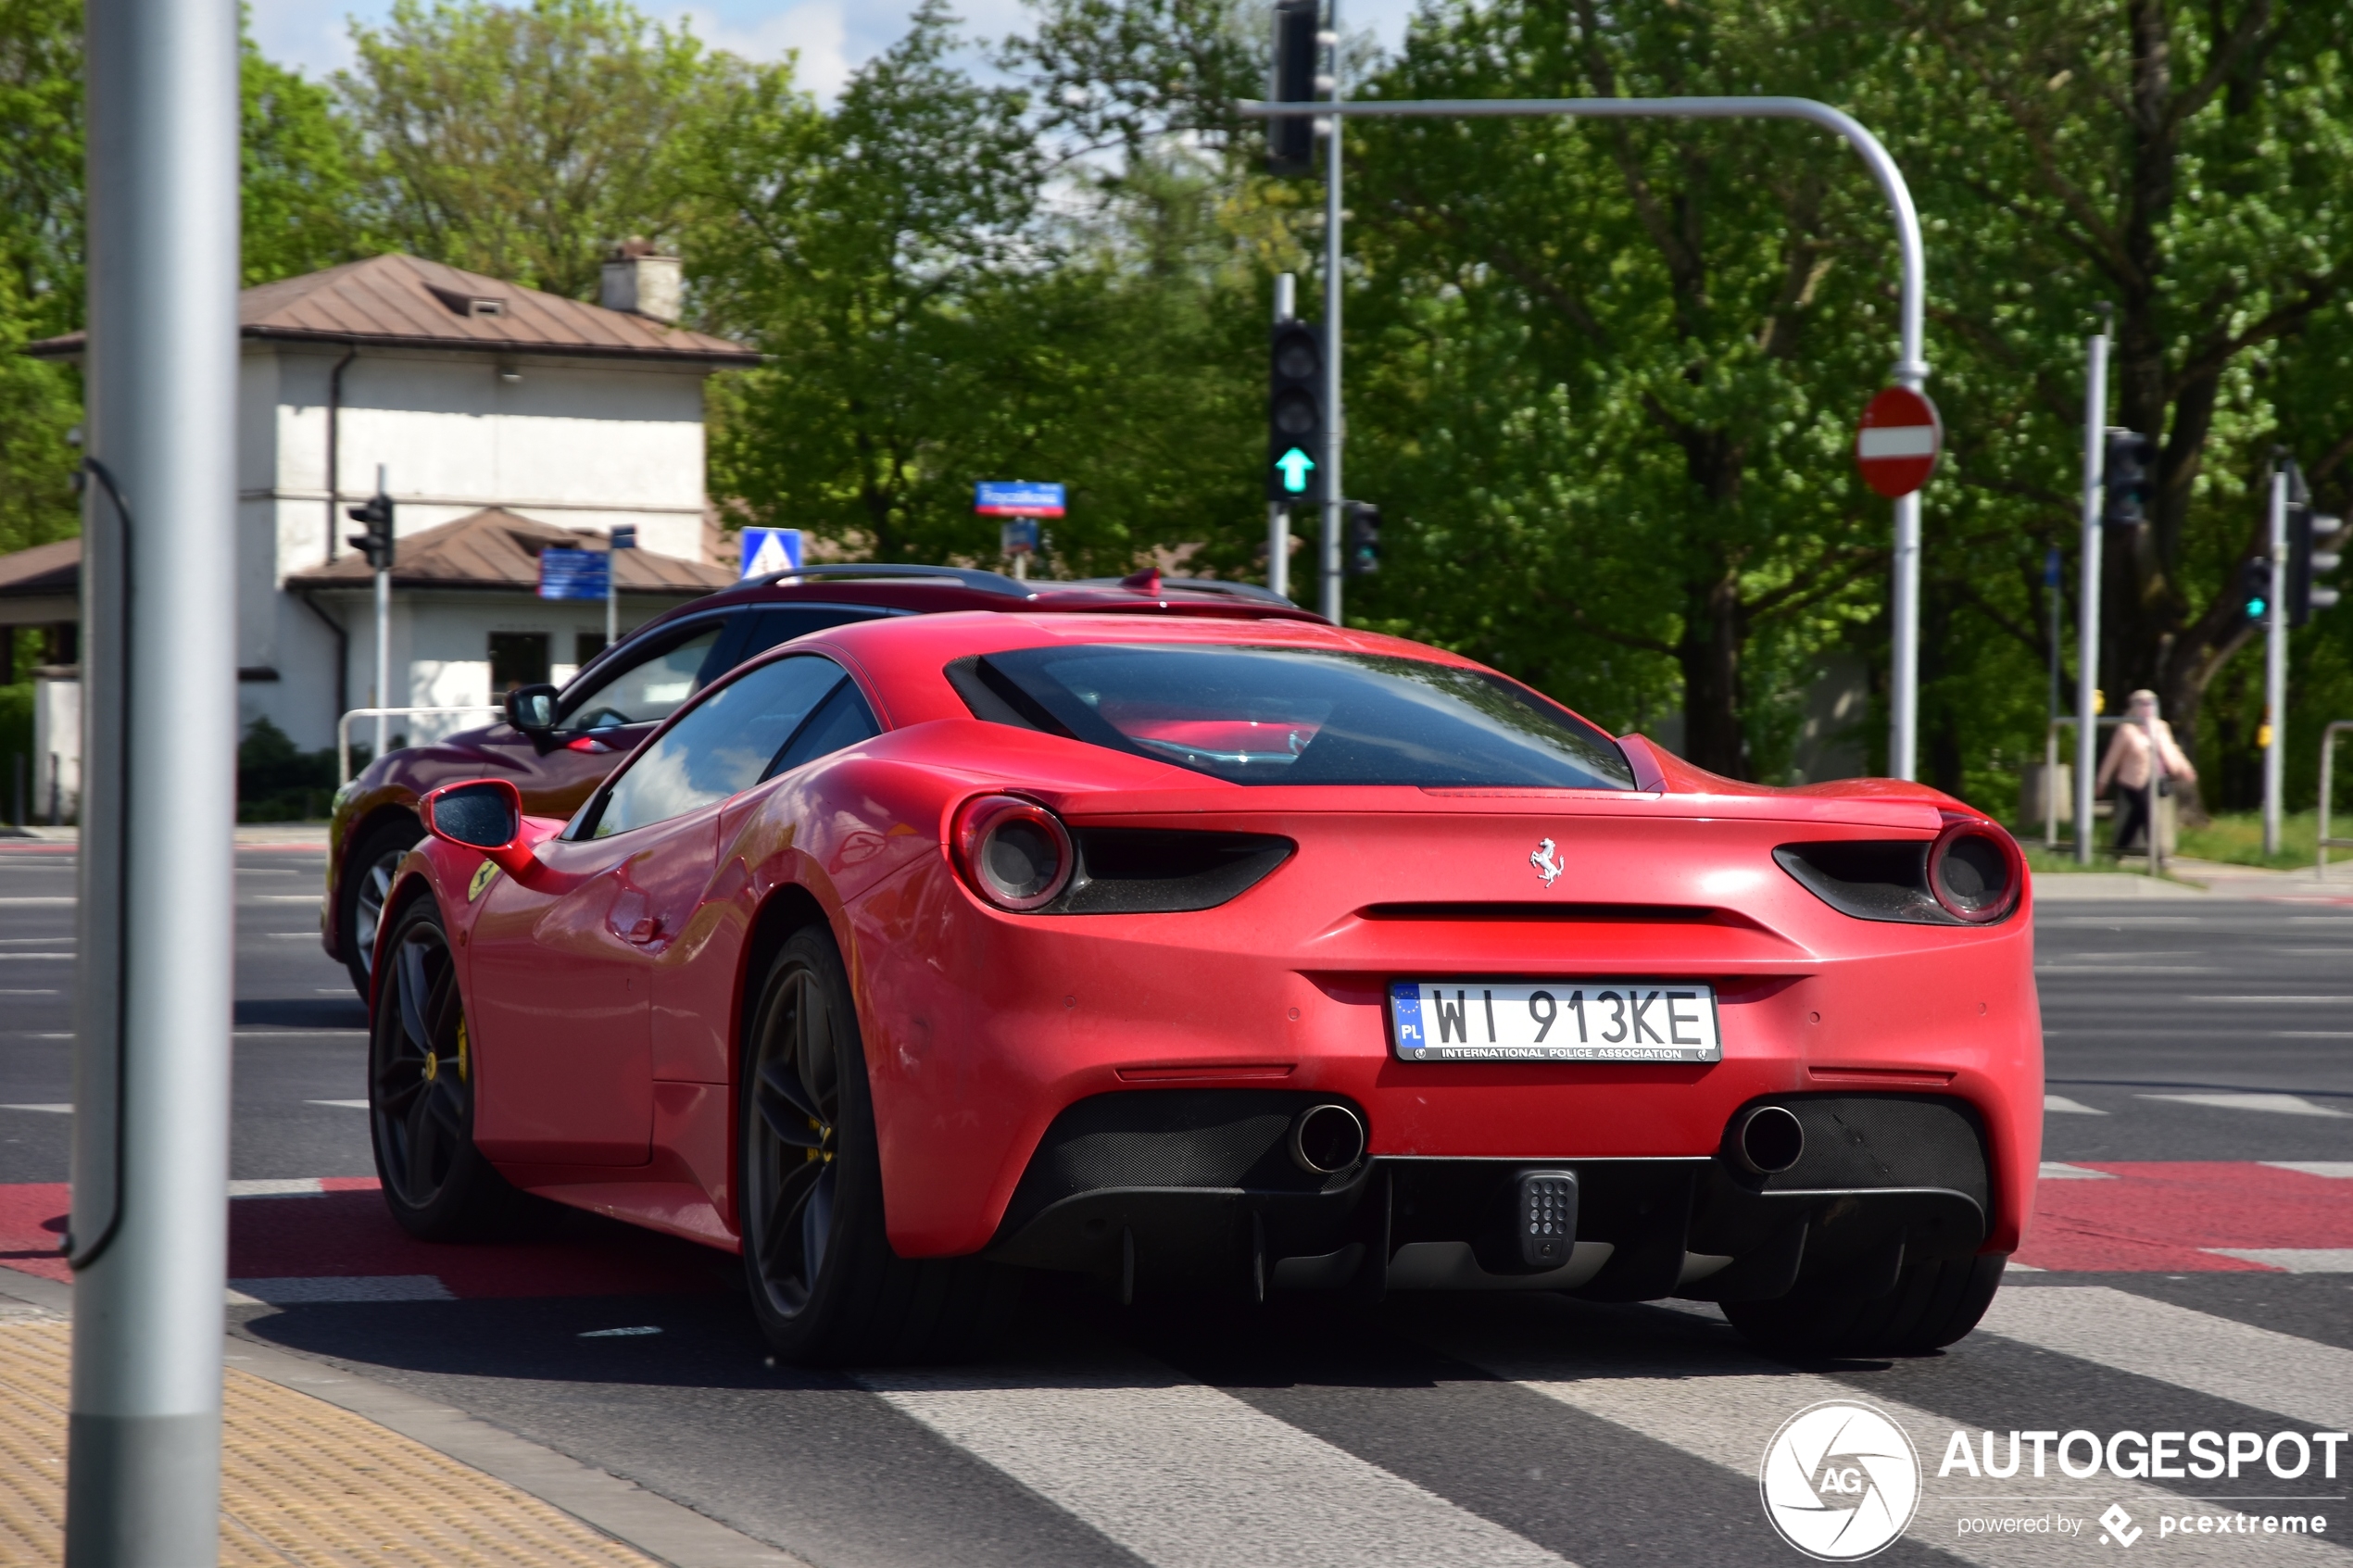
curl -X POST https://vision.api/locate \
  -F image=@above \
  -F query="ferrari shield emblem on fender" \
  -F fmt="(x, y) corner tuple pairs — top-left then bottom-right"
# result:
(468, 859), (499, 902)
(1530, 838), (1564, 888)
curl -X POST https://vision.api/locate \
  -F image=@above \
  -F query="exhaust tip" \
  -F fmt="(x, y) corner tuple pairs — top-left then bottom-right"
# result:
(1290, 1103), (1366, 1175)
(1731, 1105), (1805, 1175)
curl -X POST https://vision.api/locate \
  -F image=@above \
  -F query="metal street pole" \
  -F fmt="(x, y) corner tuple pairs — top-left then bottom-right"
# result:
(1239, 93), (1928, 775)
(1270, 272), (1296, 601)
(2264, 461), (2288, 856)
(71, 0), (239, 1556)
(1318, 4), (1344, 625)
(2074, 326), (2108, 865)
(373, 463), (391, 761)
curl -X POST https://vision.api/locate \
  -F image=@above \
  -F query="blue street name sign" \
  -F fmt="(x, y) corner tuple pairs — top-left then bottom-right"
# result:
(537, 546), (608, 600)
(611, 524), (638, 550)
(1000, 518), (1040, 556)
(740, 527), (803, 579)
(975, 481), (1066, 518)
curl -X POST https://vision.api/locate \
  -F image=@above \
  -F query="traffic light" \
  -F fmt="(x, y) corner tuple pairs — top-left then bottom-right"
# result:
(346, 486), (395, 569)
(2235, 558), (2271, 627)
(1344, 501), (1380, 576)
(1266, 0), (1318, 177)
(2102, 430), (2157, 528)
(2286, 467), (2346, 627)
(1267, 320), (1325, 503)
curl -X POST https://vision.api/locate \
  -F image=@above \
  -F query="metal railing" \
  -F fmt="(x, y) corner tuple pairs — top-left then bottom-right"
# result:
(2319, 721), (2353, 876)
(337, 705), (501, 785)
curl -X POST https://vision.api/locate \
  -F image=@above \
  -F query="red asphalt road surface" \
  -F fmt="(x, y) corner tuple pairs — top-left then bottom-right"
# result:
(0, 1163), (2346, 1295)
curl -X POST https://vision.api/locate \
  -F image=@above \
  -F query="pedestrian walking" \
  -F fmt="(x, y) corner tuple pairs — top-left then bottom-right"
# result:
(2095, 688), (2195, 855)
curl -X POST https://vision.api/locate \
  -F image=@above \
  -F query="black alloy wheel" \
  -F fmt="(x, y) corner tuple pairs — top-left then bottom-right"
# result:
(738, 927), (1015, 1363)
(343, 815), (424, 994)
(369, 897), (519, 1240)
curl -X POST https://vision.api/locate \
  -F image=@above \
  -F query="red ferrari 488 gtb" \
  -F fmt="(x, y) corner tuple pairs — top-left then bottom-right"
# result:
(374, 610), (2040, 1363)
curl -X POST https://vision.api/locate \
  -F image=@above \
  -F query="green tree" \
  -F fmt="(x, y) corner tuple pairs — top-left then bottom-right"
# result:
(338, 0), (741, 299)
(1875, 0), (2353, 807)
(697, 7), (1053, 563)
(1333, 2), (1910, 777)
(244, 43), (367, 284)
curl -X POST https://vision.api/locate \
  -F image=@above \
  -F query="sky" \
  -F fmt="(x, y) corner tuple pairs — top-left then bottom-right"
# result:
(250, 0), (1423, 103)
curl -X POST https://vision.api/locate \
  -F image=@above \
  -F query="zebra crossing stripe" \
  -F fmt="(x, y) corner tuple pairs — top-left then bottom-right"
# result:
(1982, 1286), (2353, 1429)
(857, 1362), (1573, 1568)
(1445, 1306), (2347, 1567)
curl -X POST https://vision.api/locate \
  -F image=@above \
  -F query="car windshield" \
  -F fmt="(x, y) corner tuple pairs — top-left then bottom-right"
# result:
(561, 625), (723, 732)
(963, 644), (1636, 789)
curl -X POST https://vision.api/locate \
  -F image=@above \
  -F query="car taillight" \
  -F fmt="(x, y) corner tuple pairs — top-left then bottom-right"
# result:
(1928, 816), (2021, 923)
(952, 795), (1074, 912)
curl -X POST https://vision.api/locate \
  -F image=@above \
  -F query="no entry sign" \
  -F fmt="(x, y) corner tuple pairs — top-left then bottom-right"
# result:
(1855, 386), (1944, 498)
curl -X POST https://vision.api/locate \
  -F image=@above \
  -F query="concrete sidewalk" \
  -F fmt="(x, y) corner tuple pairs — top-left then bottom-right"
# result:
(2032, 856), (2353, 902)
(0, 1272), (797, 1567)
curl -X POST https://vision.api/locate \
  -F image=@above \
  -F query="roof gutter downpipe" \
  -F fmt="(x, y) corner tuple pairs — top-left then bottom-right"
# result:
(324, 343), (358, 565)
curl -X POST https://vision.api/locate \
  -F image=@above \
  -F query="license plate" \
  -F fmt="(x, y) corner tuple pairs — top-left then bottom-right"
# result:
(1389, 980), (1722, 1062)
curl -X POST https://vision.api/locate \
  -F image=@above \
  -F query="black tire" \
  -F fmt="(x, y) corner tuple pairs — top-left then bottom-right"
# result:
(739, 926), (1015, 1364)
(368, 896), (524, 1240)
(1723, 1252), (2008, 1359)
(342, 813), (425, 995)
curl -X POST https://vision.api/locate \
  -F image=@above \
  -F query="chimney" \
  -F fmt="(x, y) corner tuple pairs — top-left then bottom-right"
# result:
(600, 237), (681, 324)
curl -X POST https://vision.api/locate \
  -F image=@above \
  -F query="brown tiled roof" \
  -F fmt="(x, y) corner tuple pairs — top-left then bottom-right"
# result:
(285, 508), (737, 595)
(0, 538), (82, 598)
(28, 253), (756, 365)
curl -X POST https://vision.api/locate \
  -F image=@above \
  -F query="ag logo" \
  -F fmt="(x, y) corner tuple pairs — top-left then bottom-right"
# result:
(1529, 837), (1564, 888)
(468, 859), (499, 902)
(1759, 1400), (1920, 1561)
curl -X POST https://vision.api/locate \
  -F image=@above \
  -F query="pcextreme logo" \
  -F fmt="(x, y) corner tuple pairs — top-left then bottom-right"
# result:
(1759, 1400), (1922, 1561)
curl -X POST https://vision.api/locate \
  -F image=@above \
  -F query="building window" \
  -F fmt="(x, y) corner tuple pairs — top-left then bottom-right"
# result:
(576, 632), (609, 667)
(488, 632), (550, 694)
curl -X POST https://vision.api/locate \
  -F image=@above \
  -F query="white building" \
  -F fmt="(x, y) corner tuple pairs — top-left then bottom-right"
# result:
(20, 249), (752, 787)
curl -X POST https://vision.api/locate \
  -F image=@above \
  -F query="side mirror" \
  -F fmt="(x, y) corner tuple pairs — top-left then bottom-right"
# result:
(419, 778), (537, 878)
(506, 683), (560, 734)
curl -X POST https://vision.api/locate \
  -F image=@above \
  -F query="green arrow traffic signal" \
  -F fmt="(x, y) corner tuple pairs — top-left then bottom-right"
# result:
(1276, 447), (1315, 494)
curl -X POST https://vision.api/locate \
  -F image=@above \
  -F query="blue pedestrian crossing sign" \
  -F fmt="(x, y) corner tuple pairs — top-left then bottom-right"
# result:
(740, 527), (803, 579)
(1275, 447), (1316, 495)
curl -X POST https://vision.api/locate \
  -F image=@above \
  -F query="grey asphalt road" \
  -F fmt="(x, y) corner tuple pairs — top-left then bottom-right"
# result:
(3, 854), (2349, 1567)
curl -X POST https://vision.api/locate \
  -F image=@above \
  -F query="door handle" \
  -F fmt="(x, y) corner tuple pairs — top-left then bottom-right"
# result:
(626, 914), (662, 943)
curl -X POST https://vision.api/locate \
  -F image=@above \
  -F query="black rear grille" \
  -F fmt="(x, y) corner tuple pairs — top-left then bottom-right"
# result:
(1050, 829), (1293, 914)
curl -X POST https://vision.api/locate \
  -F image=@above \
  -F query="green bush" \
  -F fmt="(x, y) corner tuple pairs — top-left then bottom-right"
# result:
(237, 716), (338, 822)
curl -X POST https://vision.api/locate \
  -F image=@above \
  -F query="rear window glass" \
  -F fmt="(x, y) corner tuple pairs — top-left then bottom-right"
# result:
(955, 645), (1635, 790)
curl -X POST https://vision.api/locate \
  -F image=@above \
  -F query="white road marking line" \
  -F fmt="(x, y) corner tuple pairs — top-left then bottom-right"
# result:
(0, 1103), (69, 1114)
(307, 1098), (371, 1110)
(0, 897), (74, 906)
(245, 895), (323, 904)
(2203, 1248), (2353, 1273)
(2140, 1092), (2350, 1118)
(229, 1274), (450, 1304)
(1982, 1286), (2353, 1430)
(0, 953), (75, 960)
(2038, 1162), (2114, 1179)
(226, 1178), (325, 1198)
(2183, 996), (2353, 1003)
(2043, 1095), (2108, 1115)
(2035, 965), (2221, 974)
(0, 989), (57, 996)
(1455, 1328), (2340, 1567)
(860, 1363), (1571, 1568)
(2265, 1160), (2353, 1178)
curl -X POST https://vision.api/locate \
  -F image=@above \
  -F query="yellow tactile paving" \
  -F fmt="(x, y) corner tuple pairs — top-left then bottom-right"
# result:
(0, 1313), (661, 1566)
